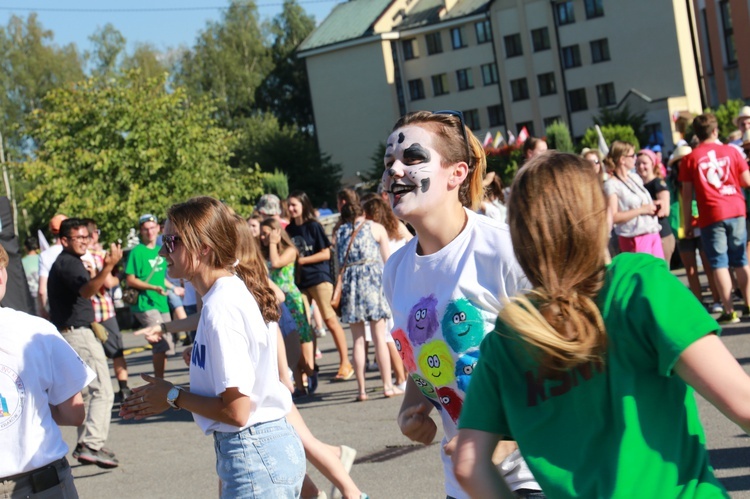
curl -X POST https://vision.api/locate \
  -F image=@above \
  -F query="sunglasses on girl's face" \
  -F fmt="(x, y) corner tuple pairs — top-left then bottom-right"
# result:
(162, 234), (181, 254)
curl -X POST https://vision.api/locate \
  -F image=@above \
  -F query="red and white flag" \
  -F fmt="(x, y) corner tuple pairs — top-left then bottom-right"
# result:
(507, 130), (516, 145)
(517, 126), (529, 144)
(483, 132), (493, 147)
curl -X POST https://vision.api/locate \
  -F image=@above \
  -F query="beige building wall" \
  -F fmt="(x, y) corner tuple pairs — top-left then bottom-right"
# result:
(305, 40), (402, 184)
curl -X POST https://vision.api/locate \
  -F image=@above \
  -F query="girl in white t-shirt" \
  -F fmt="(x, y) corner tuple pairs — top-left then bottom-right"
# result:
(380, 111), (542, 498)
(121, 196), (304, 498)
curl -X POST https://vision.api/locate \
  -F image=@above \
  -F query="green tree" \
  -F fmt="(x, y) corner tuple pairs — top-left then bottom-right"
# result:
(580, 124), (640, 152)
(704, 99), (745, 141)
(593, 104), (647, 148)
(0, 14), (84, 152)
(175, 0), (271, 128)
(255, 0), (316, 133)
(544, 121), (574, 152)
(19, 70), (265, 240)
(121, 43), (167, 82)
(87, 23), (126, 78)
(262, 169), (290, 199)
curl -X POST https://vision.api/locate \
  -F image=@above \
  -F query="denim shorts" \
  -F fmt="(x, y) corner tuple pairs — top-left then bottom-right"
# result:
(700, 216), (748, 269)
(213, 417), (305, 498)
(167, 289), (184, 310)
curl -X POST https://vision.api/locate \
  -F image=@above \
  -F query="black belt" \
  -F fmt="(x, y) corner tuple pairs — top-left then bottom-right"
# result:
(1, 457), (68, 493)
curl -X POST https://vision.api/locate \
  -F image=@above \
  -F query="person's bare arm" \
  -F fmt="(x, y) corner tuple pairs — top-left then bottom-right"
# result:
(49, 392), (85, 426)
(268, 278), (285, 304)
(37, 276), (49, 319)
(298, 247), (331, 266)
(656, 189), (670, 218)
(453, 429), (515, 499)
(740, 170), (750, 188)
(373, 223), (391, 263)
(397, 378), (437, 445)
(609, 193), (655, 224)
(80, 244), (122, 299)
(674, 334), (750, 434)
(269, 245), (297, 270)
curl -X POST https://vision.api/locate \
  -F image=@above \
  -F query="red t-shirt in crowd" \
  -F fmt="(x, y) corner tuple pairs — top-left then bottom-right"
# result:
(678, 142), (748, 228)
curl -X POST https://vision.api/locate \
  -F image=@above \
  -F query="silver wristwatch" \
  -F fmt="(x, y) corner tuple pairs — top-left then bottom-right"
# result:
(166, 385), (184, 410)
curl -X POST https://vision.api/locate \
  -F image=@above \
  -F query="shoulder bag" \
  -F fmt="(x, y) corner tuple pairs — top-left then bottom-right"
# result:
(330, 222), (364, 317)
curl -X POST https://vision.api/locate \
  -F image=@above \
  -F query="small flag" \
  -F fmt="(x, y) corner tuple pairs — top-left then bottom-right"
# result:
(507, 130), (516, 145)
(493, 131), (504, 148)
(595, 124), (609, 156)
(38, 229), (50, 251)
(517, 126), (529, 144)
(483, 132), (493, 147)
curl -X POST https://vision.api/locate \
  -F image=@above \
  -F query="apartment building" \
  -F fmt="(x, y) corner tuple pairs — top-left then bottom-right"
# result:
(299, 0), (704, 183)
(692, 0), (750, 108)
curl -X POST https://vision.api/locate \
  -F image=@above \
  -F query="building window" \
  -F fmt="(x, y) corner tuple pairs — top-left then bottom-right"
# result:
(561, 45), (581, 69)
(537, 72), (557, 96)
(451, 27), (467, 49)
(408, 79), (425, 101)
(463, 109), (480, 130)
(402, 39), (417, 60)
(584, 0), (604, 19)
(475, 20), (492, 44)
(488, 105), (505, 127)
(456, 68), (474, 91)
(481, 63), (499, 86)
(531, 27), (550, 52)
(426, 32), (443, 55)
(556, 1), (575, 25)
(517, 121), (535, 136)
(719, 1), (737, 65)
(432, 73), (449, 96)
(590, 38), (610, 63)
(511, 78), (529, 101)
(568, 88), (588, 112)
(543, 116), (562, 128)
(504, 34), (523, 58)
(596, 83), (616, 107)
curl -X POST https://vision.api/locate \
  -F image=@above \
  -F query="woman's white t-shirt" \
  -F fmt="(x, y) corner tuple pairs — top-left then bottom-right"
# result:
(189, 275), (291, 434)
(382, 209), (539, 498)
(603, 172), (660, 238)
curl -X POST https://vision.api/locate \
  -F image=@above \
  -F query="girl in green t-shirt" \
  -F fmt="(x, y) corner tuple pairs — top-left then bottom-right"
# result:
(454, 152), (749, 498)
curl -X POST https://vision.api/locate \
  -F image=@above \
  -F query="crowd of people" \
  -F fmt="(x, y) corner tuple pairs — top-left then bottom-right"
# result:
(4, 105), (750, 498)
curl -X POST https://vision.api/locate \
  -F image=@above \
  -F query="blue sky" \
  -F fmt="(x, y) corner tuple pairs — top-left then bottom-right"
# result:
(0, 0), (340, 53)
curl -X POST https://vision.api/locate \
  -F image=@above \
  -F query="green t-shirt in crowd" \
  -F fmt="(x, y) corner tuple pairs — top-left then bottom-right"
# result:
(125, 243), (169, 314)
(459, 252), (728, 498)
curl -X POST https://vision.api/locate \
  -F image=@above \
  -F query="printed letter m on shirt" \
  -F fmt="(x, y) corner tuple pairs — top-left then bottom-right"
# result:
(192, 344), (206, 369)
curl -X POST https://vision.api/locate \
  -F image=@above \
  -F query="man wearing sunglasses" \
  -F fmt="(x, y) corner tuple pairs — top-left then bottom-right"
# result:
(48, 217), (123, 468)
(125, 214), (175, 379)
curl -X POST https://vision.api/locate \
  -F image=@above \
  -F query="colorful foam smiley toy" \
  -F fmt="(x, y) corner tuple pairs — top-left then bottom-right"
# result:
(392, 328), (417, 372)
(417, 340), (455, 386)
(410, 373), (438, 400)
(454, 350), (480, 392)
(436, 386), (463, 424)
(441, 298), (485, 353)
(407, 294), (439, 346)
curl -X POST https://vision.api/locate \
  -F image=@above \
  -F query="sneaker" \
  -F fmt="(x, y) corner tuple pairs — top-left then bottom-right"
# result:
(72, 443), (83, 460)
(307, 371), (319, 395)
(366, 361), (378, 372)
(315, 348), (323, 360)
(77, 445), (119, 468)
(710, 302), (723, 314)
(717, 311), (740, 324)
(742, 306), (750, 316)
(315, 327), (327, 338)
(292, 388), (308, 400)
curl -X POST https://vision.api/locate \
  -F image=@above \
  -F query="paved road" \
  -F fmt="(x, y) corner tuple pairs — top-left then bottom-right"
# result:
(62, 270), (750, 498)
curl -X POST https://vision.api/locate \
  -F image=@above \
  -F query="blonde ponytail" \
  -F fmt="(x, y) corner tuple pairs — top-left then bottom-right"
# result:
(503, 152), (609, 371)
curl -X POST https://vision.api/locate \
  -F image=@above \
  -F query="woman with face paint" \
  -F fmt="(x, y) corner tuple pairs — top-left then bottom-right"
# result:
(381, 111), (542, 499)
(454, 152), (746, 498)
(286, 191), (354, 381)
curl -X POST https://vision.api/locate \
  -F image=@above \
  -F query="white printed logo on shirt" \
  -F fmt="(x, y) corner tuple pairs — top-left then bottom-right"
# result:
(0, 365), (25, 431)
(699, 150), (737, 195)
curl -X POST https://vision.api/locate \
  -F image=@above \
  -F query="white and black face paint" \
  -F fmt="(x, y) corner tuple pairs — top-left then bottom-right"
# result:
(383, 125), (448, 218)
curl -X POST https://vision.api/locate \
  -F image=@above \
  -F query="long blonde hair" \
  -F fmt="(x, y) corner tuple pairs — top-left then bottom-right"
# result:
(501, 152), (609, 371)
(392, 111), (486, 211)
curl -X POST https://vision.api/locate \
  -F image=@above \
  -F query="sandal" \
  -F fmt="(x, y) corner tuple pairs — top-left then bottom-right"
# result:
(355, 393), (368, 402)
(383, 385), (405, 398)
(333, 364), (354, 382)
